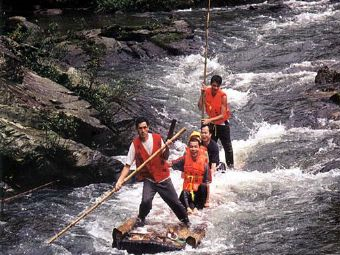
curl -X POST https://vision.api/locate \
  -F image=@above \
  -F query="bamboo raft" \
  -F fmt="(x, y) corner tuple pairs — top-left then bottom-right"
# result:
(112, 217), (206, 254)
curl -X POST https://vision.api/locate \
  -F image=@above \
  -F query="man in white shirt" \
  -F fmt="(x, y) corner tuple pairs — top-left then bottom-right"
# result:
(115, 117), (189, 226)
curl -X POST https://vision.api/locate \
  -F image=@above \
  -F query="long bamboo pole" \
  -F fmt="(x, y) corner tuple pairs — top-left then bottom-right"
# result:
(201, 0), (211, 119)
(0, 155), (4, 217)
(3, 180), (59, 203)
(46, 127), (186, 244)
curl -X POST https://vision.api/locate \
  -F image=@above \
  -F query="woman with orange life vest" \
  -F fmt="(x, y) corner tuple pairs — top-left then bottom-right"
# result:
(170, 133), (209, 214)
(115, 117), (189, 227)
(198, 75), (234, 168)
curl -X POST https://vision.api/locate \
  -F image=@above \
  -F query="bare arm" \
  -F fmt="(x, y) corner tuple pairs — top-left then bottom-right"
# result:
(115, 164), (131, 191)
(198, 84), (207, 111)
(210, 162), (217, 177)
(170, 156), (185, 171)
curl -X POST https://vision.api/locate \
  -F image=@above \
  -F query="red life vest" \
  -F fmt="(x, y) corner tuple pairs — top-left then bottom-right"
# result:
(133, 133), (169, 183)
(205, 87), (230, 124)
(182, 147), (208, 192)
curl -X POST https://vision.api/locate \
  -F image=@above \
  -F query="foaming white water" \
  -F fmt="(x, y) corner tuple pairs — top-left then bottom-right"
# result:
(285, 0), (331, 10)
(88, 166), (339, 254)
(159, 53), (250, 118)
(233, 122), (286, 167)
(88, 131), (340, 254)
(288, 126), (335, 137)
(210, 166), (340, 207)
(163, 54), (230, 90)
(227, 72), (257, 90)
(223, 36), (248, 50)
(261, 5), (336, 32)
(223, 88), (250, 109)
(318, 118), (340, 130)
(227, 69), (316, 93)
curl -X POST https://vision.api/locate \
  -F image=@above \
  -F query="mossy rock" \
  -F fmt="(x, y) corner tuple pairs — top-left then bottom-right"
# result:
(100, 20), (162, 41)
(151, 32), (184, 44)
(150, 32), (186, 55)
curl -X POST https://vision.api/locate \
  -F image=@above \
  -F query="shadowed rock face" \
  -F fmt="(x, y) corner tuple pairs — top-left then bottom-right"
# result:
(80, 18), (197, 67)
(0, 35), (125, 188)
(0, 14), (198, 189)
(0, 69), (124, 187)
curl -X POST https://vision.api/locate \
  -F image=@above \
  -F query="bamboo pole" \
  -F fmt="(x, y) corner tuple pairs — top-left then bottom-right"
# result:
(0, 155), (3, 216)
(3, 180), (59, 203)
(203, 0), (211, 85)
(201, 0), (211, 119)
(46, 127), (187, 244)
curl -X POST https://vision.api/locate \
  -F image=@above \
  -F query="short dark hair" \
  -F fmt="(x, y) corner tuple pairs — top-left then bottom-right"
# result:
(135, 116), (149, 128)
(211, 75), (222, 86)
(201, 124), (213, 134)
(189, 136), (201, 145)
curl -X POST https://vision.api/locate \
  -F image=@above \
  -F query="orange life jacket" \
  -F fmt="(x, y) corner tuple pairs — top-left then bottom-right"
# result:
(182, 147), (208, 192)
(133, 133), (169, 183)
(205, 86), (230, 124)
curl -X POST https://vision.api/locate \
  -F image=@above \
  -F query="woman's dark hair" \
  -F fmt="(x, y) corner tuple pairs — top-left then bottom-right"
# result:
(135, 116), (149, 128)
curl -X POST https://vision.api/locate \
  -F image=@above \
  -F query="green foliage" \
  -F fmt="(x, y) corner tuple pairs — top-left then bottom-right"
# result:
(72, 79), (138, 129)
(79, 39), (106, 90)
(7, 24), (30, 43)
(6, 19), (139, 140)
(152, 32), (184, 44)
(6, 22), (67, 84)
(96, 0), (134, 12)
(39, 111), (79, 141)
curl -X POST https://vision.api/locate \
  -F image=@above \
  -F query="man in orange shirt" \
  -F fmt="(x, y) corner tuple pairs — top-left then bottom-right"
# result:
(198, 75), (234, 168)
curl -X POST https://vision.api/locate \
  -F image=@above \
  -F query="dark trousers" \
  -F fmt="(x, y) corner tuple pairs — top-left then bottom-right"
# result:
(138, 178), (189, 224)
(212, 121), (234, 167)
(179, 184), (207, 210)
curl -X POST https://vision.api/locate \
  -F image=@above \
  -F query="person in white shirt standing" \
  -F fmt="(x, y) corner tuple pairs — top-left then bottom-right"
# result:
(115, 117), (189, 227)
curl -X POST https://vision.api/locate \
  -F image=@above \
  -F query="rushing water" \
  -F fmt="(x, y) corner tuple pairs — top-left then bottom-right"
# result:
(2, 1), (340, 254)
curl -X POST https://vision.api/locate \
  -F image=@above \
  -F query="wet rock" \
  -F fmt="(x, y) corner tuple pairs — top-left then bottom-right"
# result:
(320, 160), (340, 173)
(0, 70), (124, 187)
(4, 16), (43, 41)
(330, 93), (340, 106)
(33, 8), (63, 16)
(315, 66), (340, 86)
(23, 71), (117, 150)
(0, 117), (123, 187)
(100, 18), (196, 59)
(60, 43), (89, 68)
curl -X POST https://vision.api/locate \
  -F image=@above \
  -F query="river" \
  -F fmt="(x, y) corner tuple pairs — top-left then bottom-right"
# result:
(1, 1), (340, 254)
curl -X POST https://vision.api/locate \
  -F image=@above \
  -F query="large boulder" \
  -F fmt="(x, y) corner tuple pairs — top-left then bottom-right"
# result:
(315, 66), (340, 88)
(100, 17), (196, 60)
(0, 104), (123, 189)
(4, 16), (43, 44)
